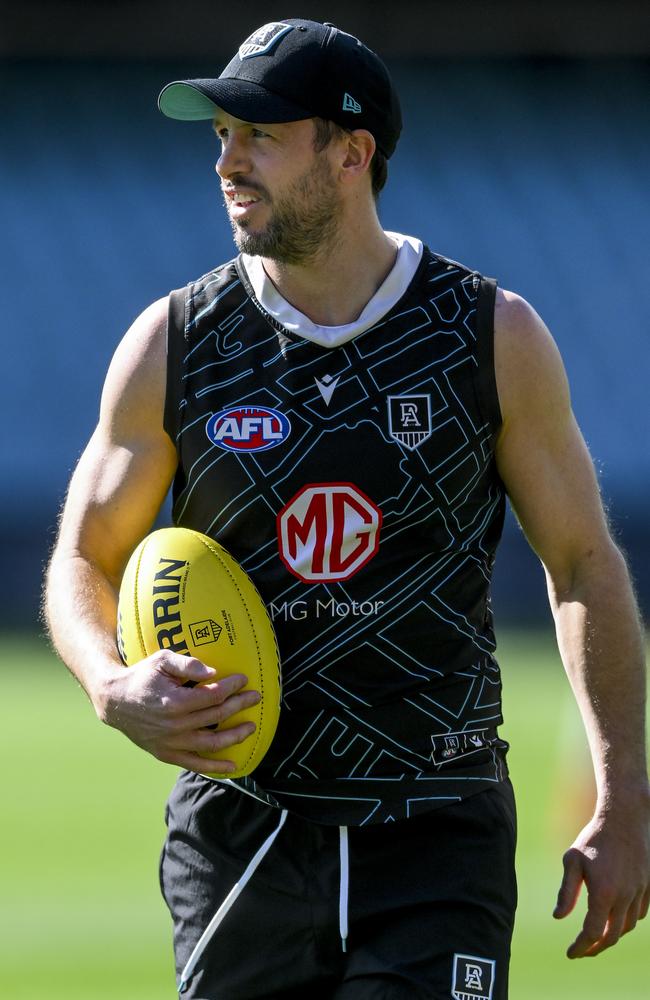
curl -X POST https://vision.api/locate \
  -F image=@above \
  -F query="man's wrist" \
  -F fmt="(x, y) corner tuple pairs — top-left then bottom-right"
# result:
(596, 778), (650, 817)
(89, 658), (130, 725)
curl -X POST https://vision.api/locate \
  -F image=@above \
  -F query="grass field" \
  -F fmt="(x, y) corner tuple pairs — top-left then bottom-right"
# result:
(1, 631), (647, 999)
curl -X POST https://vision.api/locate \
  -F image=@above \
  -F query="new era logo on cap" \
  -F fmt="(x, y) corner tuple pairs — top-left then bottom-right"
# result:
(342, 92), (362, 113)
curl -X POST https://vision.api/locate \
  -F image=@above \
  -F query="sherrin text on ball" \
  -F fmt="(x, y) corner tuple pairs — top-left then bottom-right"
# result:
(117, 526), (281, 777)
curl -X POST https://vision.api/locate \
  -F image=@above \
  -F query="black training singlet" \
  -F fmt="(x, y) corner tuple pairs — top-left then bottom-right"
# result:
(164, 246), (509, 825)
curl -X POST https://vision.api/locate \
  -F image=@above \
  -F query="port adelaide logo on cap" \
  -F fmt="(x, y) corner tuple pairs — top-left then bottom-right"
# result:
(206, 405), (291, 453)
(239, 22), (293, 59)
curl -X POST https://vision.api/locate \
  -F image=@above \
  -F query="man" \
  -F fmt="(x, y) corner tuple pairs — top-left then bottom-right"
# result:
(45, 18), (649, 1000)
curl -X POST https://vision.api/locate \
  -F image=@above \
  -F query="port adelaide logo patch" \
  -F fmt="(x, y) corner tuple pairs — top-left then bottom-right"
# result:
(451, 954), (496, 1000)
(239, 22), (293, 59)
(387, 394), (432, 451)
(206, 405), (291, 453)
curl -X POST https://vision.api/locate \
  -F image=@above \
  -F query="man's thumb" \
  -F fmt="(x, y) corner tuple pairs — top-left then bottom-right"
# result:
(157, 652), (217, 685)
(553, 848), (584, 919)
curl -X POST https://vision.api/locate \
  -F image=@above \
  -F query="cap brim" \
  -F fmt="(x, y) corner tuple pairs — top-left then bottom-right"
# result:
(158, 79), (313, 124)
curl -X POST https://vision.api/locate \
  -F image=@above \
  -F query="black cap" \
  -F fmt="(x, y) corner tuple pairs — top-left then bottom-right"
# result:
(158, 19), (402, 159)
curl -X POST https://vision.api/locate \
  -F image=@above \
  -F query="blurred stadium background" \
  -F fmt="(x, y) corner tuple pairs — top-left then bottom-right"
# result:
(1, 1), (648, 997)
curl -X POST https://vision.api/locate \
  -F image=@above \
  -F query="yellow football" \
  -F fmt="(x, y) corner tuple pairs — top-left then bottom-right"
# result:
(117, 526), (281, 778)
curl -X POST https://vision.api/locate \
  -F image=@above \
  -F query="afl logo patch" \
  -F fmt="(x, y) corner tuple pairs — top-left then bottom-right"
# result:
(206, 406), (291, 453)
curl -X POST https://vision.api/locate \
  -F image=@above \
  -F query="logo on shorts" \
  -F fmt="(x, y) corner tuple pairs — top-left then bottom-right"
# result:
(452, 954), (496, 1000)
(387, 394), (432, 450)
(277, 483), (382, 583)
(239, 22), (293, 59)
(206, 406), (291, 452)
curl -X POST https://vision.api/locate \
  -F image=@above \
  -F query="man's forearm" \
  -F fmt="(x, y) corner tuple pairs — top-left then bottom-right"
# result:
(547, 540), (648, 807)
(44, 551), (126, 717)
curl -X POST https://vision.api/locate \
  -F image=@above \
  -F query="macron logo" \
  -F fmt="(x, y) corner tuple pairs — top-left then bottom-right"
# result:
(343, 93), (362, 113)
(315, 373), (341, 406)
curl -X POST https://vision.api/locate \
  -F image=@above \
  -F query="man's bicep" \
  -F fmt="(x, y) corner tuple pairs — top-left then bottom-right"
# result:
(59, 429), (176, 585)
(55, 297), (178, 586)
(494, 291), (611, 589)
(498, 411), (610, 586)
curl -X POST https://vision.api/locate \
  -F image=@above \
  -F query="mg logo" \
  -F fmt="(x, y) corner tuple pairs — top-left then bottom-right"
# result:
(277, 483), (382, 583)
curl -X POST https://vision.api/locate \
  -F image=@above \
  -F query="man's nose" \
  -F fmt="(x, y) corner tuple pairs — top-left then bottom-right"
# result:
(216, 137), (250, 179)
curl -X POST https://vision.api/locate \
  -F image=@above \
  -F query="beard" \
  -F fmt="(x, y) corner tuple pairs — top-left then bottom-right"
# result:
(226, 154), (343, 265)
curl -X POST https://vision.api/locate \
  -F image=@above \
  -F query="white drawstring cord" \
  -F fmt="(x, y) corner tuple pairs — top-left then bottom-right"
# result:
(339, 825), (349, 953)
(178, 808), (288, 994)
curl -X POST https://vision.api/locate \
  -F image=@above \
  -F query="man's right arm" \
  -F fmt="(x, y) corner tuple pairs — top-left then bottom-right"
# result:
(45, 297), (260, 774)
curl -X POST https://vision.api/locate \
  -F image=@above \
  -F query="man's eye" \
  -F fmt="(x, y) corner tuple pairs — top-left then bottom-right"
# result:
(252, 128), (268, 138)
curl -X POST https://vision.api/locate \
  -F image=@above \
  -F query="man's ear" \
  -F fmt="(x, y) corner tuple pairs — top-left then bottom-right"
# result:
(339, 129), (376, 183)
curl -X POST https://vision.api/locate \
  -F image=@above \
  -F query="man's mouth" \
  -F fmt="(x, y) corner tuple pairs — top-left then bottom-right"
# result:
(224, 189), (263, 218)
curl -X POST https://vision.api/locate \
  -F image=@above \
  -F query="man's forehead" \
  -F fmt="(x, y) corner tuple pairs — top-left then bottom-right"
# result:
(212, 109), (258, 128)
(211, 110), (314, 132)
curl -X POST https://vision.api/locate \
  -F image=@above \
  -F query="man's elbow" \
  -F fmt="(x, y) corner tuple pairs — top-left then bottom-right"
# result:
(544, 536), (631, 607)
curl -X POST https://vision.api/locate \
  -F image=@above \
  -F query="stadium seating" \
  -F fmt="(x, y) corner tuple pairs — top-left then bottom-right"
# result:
(1, 60), (647, 623)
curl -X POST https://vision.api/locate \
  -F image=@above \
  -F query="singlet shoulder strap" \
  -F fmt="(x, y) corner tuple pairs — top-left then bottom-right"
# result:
(164, 287), (187, 444)
(474, 275), (502, 437)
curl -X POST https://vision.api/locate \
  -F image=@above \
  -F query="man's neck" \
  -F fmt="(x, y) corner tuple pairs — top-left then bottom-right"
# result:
(260, 218), (397, 327)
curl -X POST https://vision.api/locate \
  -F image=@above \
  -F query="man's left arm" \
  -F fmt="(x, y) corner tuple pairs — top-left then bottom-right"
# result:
(493, 288), (650, 958)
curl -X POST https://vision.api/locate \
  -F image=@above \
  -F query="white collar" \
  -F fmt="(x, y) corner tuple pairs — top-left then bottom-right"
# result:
(240, 232), (423, 348)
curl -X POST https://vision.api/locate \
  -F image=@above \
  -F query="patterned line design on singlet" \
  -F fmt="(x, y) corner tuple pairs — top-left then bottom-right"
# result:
(168, 248), (508, 824)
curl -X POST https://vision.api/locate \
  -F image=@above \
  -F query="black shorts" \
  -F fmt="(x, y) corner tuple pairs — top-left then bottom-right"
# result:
(160, 775), (517, 1000)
